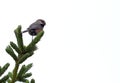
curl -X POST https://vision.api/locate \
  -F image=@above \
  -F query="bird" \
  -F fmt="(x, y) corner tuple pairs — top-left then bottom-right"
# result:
(22, 19), (46, 36)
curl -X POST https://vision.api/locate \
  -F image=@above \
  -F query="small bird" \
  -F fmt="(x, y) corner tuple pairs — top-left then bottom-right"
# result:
(22, 19), (46, 36)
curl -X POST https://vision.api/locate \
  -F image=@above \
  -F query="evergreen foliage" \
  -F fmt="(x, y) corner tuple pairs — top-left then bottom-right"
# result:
(0, 25), (44, 83)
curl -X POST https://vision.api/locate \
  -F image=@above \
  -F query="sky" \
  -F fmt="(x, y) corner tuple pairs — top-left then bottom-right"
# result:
(0, 0), (119, 83)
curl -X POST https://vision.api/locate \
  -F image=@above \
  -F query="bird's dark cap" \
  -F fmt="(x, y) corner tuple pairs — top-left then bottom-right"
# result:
(36, 19), (46, 26)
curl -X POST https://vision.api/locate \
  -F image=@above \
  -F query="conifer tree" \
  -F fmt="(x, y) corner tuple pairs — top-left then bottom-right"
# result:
(0, 25), (44, 83)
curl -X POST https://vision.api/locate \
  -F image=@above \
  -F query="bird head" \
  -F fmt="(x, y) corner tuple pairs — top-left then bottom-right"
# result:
(36, 19), (46, 27)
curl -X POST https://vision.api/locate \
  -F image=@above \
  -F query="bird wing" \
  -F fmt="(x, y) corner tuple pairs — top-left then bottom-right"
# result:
(28, 23), (42, 30)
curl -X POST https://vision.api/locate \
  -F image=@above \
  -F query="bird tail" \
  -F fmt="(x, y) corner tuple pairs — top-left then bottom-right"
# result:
(22, 30), (28, 33)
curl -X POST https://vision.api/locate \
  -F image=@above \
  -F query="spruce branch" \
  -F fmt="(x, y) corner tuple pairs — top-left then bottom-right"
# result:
(11, 63), (19, 83)
(0, 63), (10, 77)
(4, 25), (45, 83)
(0, 75), (9, 83)
(14, 25), (24, 53)
(0, 63), (10, 83)
(18, 52), (33, 64)
(31, 79), (35, 83)
(10, 42), (21, 54)
(25, 31), (44, 52)
(6, 46), (18, 61)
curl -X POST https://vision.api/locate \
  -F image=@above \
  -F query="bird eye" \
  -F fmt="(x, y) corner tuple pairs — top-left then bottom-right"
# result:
(41, 24), (45, 27)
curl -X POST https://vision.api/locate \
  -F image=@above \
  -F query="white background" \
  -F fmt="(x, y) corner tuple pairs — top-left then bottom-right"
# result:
(0, 0), (119, 83)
